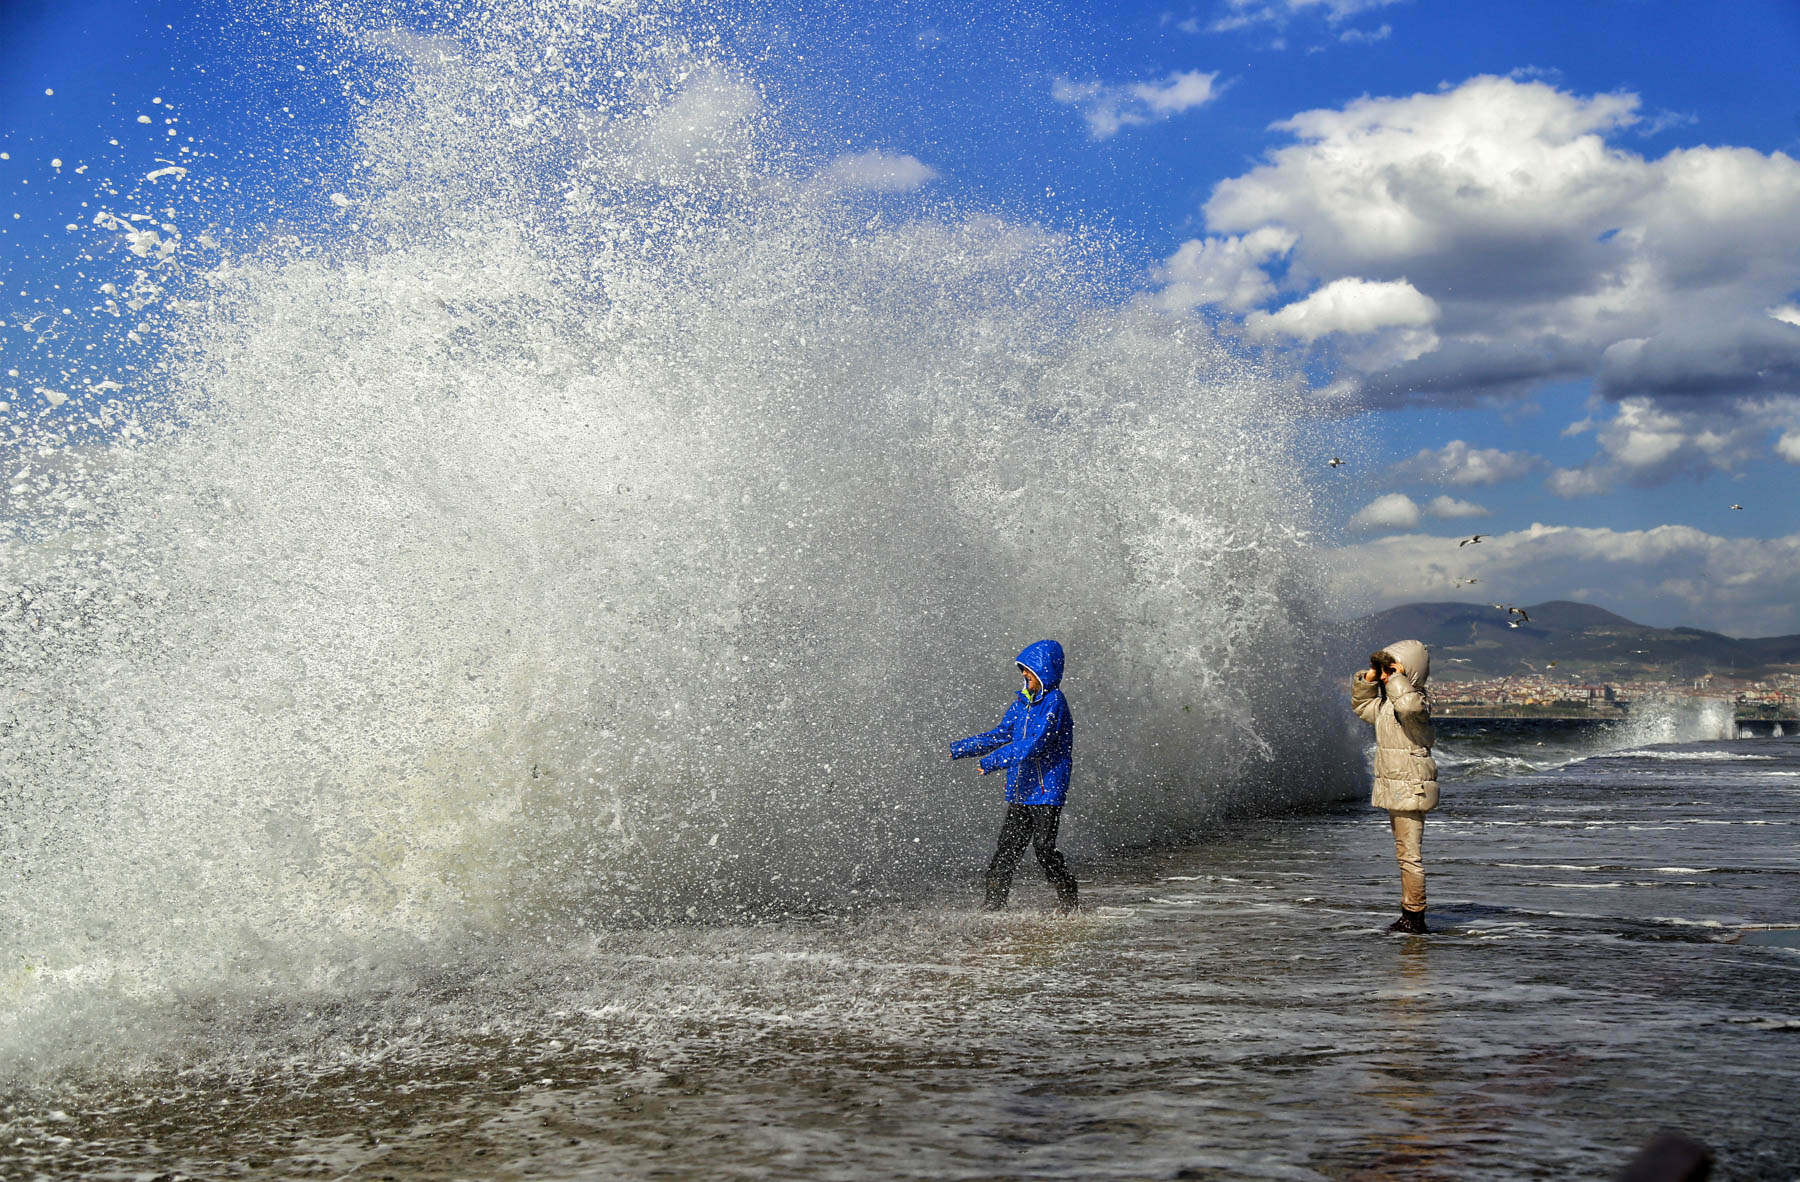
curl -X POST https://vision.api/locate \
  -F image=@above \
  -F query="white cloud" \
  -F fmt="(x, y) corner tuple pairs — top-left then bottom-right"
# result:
(1348, 492), (1419, 531)
(1329, 523), (1800, 636)
(1245, 276), (1437, 342)
(1348, 491), (1492, 529)
(1243, 276), (1439, 369)
(1393, 440), (1540, 487)
(1546, 466), (1608, 498)
(1545, 397), (1779, 495)
(1338, 23), (1391, 44)
(1212, 0), (1406, 33)
(1778, 430), (1800, 464)
(1424, 494), (1487, 519)
(610, 69), (764, 186)
(1158, 74), (1800, 417)
(812, 151), (939, 194)
(1151, 226), (1295, 312)
(1053, 70), (1222, 139)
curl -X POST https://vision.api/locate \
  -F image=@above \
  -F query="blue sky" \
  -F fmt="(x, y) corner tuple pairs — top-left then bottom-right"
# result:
(4, 0), (1800, 633)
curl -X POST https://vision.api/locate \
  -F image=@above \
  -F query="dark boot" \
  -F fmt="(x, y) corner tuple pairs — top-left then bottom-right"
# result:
(983, 875), (1010, 911)
(1055, 886), (1079, 915)
(1386, 908), (1428, 934)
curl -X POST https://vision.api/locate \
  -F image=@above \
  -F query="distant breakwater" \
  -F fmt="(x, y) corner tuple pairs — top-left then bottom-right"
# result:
(1435, 712), (1795, 738)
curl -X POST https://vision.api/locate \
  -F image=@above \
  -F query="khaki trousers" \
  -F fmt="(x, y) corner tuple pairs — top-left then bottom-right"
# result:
(1388, 809), (1426, 913)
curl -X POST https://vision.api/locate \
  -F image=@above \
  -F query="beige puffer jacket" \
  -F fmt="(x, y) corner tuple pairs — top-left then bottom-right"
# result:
(1350, 638), (1438, 812)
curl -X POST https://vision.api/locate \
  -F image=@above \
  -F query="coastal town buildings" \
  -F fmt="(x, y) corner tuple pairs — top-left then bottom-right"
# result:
(1430, 670), (1800, 720)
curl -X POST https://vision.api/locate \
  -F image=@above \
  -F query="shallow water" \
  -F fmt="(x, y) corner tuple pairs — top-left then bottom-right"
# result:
(6, 733), (1797, 1180)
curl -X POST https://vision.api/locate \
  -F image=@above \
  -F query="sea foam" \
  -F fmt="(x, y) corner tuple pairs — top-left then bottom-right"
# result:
(0, 0), (1351, 1080)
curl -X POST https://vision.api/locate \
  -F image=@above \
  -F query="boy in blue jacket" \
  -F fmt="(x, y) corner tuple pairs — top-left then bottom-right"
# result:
(950, 639), (1079, 913)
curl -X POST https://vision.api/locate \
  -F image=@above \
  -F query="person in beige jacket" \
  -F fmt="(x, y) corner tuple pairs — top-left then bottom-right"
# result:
(1351, 638), (1437, 934)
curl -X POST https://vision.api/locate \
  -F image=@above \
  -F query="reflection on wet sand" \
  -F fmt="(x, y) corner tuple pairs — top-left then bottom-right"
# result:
(7, 741), (1799, 1180)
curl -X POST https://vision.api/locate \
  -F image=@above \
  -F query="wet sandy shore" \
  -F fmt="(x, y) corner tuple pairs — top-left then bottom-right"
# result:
(6, 739), (1799, 1180)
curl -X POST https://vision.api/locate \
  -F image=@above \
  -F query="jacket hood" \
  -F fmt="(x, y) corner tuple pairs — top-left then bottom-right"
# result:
(1385, 638), (1429, 687)
(1016, 639), (1065, 692)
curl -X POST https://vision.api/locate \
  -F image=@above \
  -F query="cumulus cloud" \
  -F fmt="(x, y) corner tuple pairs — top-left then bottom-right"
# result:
(812, 150), (939, 194)
(1598, 315), (1800, 402)
(1348, 491), (1486, 531)
(1152, 226), (1295, 312)
(1349, 492), (1420, 530)
(1545, 466), (1608, 498)
(1424, 494), (1488, 519)
(1244, 276), (1440, 372)
(1546, 397), (1781, 495)
(1392, 439), (1541, 486)
(1053, 70), (1222, 139)
(1156, 74), (1800, 422)
(1329, 523), (1800, 636)
(1246, 276), (1436, 342)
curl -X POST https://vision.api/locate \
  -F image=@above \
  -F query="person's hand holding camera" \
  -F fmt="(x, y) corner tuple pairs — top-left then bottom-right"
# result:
(1363, 651), (1405, 682)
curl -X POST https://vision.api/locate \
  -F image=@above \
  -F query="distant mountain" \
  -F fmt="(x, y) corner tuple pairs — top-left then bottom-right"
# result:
(1332, 600), (1800, 682)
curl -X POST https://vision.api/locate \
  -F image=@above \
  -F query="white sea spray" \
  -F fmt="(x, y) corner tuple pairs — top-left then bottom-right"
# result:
(0, 0), (1353, 1081)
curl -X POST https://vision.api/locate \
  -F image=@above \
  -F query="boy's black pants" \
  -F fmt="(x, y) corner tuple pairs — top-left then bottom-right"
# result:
(985, 803), (1078, 909)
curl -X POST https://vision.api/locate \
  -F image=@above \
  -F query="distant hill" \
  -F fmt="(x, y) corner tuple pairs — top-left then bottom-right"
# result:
(1332, 600), (1800, 682)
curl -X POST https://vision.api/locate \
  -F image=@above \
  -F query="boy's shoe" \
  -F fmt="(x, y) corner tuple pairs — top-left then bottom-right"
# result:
(1055, 890), (1079, 915)
(982, 877), (1009, 911)
(1385, 908), (1429, 935)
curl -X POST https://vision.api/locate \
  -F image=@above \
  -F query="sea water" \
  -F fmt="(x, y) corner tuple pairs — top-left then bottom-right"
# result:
(3, 713), (1796, 1179)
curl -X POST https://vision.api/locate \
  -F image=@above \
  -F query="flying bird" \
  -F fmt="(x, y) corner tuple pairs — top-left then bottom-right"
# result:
(1327, 457), (1346, 469)
(1729, 503), (1743, 510)
(1508, 607), (1530, 623)
(1455, 577), (1480, 586)
(1458, 534), (1485, 547)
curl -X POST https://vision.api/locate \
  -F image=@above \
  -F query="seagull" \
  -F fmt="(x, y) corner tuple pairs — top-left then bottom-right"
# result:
(1455, 577), (1480, 586)
(1508, 607), (1530, 622)
(1458, 534), (1485, 547)
(1508, 620), (1523, 629)
(1327, 457), (1346, 469)
(1729, 503), (1743, 510)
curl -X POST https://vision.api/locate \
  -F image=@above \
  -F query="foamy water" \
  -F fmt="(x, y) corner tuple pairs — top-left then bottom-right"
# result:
(5, 733), (1797, 1179)
(1, 1), (1350, 1082)
(1432, 695), (1741, 782)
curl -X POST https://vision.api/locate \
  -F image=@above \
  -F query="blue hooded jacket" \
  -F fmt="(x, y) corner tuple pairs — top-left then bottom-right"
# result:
(950, 639), (1074, 807)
